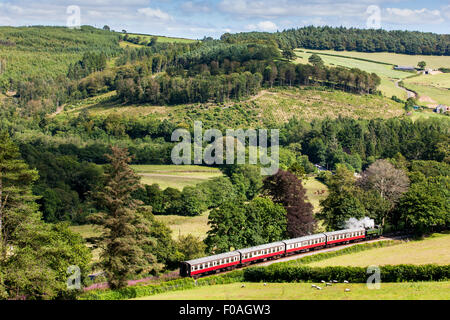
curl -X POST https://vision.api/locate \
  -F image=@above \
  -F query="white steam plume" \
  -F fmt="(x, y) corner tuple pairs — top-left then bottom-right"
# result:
(344, 217), (375, 229)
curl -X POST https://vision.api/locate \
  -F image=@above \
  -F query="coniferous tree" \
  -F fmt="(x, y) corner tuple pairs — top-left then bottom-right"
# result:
(90, 146), (160, 289)
(0, 132), (91, 299)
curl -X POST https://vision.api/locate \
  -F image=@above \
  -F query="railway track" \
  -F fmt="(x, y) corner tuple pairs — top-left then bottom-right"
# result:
(85, 234), (409, 290)
(192, 235), (406, 280)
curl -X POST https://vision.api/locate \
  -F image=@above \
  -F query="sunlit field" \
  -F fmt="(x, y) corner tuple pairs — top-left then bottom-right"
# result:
(135, 281), (450, 300)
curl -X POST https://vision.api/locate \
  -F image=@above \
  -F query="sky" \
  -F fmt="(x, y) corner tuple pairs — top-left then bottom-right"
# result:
(0, 0), (449, 39)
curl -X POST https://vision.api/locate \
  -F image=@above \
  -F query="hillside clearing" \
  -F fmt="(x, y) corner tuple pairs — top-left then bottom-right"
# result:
(65, 87), (404, 128)
(131, 165), (223, 190)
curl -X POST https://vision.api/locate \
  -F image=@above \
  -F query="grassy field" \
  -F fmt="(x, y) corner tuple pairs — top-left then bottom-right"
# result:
(131, 165), (223, 190)
(156, 212), (210, 240)
(408, 110), (450, 122)
(402, 73), (450, 106)
(135, 281), (450, 300)
(295, 49), (409, 100)
(294, 48), (450, 104)
(300, 49), (450, 70)
(303, 233), (450, 267)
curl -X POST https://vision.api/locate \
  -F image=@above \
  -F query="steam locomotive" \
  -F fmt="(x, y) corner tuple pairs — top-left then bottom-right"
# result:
(180, 226), (383, 277)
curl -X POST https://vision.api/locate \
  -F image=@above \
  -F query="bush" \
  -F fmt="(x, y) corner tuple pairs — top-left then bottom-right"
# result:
(243, 264), (450, 283)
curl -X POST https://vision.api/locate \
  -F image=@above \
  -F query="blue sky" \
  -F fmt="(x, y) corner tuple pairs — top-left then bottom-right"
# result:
(0, 0), (448, 39)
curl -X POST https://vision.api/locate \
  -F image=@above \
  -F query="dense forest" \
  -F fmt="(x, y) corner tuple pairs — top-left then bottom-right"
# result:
(221, 26), (450, 55)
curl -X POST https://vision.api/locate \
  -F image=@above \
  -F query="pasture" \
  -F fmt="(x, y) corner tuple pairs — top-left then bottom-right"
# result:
(135, 281), (450, 300)
(304, 233), (450, 267)
(131, 165), (223, 190)
(294, 48), (450, 104)
(300, 49), (450, 70)
(402, 73), (450, 106)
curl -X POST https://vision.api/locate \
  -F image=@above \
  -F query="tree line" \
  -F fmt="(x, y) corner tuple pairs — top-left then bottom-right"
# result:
(221, 26), (450, 56)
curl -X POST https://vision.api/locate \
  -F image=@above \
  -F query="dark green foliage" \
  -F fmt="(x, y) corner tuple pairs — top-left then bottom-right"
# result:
(176, 234), (207, 261)
(205, 196), (287, 254)
(395, 176), (449, 234)
(243, 264), (450, 283)
(89, 147), (160, 289)
(222, 26), (450, 56)
(0, 132), (92, 299)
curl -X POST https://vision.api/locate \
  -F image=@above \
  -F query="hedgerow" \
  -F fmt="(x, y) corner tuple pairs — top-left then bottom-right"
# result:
(243, 264), (450, 283)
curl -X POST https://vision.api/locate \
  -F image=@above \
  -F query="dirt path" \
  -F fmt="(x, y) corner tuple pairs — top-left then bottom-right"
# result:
(395, 80), (416, 99)
(49, 105), (64, 117)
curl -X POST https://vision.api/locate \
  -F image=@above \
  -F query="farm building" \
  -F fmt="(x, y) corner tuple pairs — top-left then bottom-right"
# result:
(434, 105), (448, 113)
(394, 65), (416, 71)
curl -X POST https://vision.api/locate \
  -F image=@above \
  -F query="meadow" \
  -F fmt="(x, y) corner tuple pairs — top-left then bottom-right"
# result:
(294, 48), (450, 102)
(135, 281), (450, 300)
(303, 233), (450, 267)
(402, 73), (450, 106)
(300, 49), (450, 70)
(131, 164), (223, 190)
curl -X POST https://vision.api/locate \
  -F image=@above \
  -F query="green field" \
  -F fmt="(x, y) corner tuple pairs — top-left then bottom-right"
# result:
(135, 281), (450, 300)
(131, 165), (223, 190)
(300, 49), (450, 70)
(294, 48), (450, 105)
(295, 49), (411, 100)
(402, 73), (450, 106)
(156, 212), (210, 240)
(304, 233), (450, 267)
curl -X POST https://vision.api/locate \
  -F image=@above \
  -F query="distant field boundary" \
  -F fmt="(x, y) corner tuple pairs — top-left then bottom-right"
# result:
(303, 50), (395, 66)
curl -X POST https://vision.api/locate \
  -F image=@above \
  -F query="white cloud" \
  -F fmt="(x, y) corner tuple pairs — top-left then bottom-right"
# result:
(246, 21), (278, 32)
(137, 7), (173, 21)
(383, 7), (444, 24)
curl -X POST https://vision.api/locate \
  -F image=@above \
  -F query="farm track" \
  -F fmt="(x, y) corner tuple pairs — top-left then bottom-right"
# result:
(395, 80), (417, 99)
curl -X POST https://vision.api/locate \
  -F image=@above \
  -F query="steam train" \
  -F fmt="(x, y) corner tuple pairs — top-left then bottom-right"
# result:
(180, 226), (383, 277)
